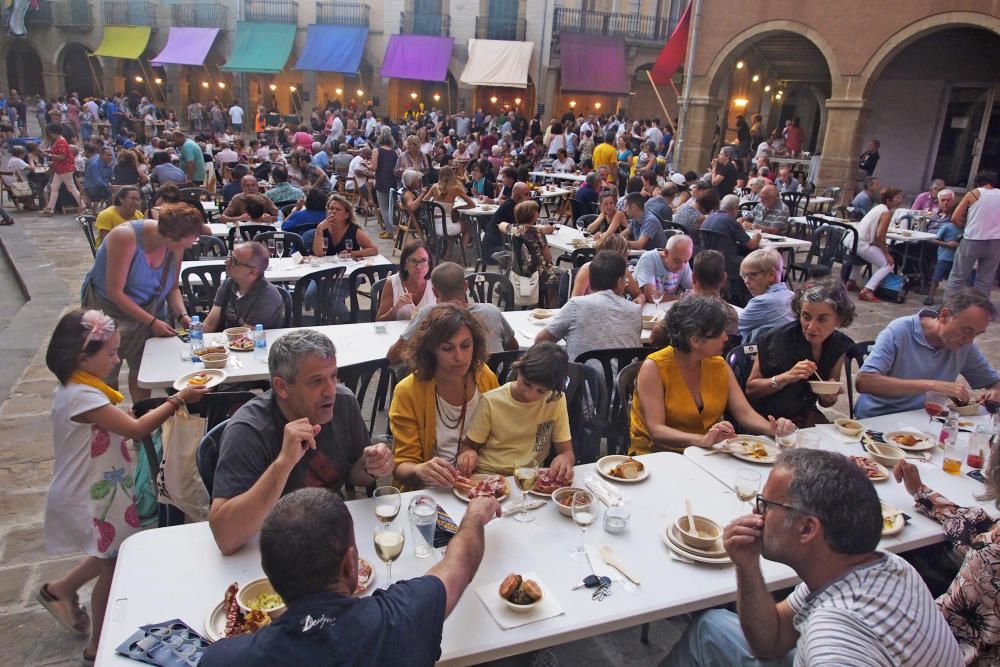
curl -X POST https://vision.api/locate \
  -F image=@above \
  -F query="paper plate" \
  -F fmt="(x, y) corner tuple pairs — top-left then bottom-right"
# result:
(881, 502), (905, 537)
(883, 431), (937, 452)
(596, 455), (649, 483)
(723, 436), (779, 464)
(453, 474), (510, 503)
(173, 368), (226, 392)
(660, 529), (732, 564)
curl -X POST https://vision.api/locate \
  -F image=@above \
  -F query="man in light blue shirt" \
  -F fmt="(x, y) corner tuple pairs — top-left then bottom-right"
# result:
(738, 248), (796, 342)
(855, 289), (1000, 418)
(851, 176), (880, 216)
(634, 234), (694, 301)
(623, 192), (667, 251)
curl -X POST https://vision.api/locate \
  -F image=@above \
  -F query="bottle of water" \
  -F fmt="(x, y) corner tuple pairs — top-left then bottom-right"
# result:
(276, 208), (284, 227)
(189, 315), (203, 358)
(253, 324), (267, 362)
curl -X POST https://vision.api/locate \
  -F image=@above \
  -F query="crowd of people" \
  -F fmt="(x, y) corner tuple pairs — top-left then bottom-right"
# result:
(11, 84), (1000, 665)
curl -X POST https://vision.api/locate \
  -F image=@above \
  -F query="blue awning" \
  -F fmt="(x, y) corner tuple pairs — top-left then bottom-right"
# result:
(294, 24), (368, 73)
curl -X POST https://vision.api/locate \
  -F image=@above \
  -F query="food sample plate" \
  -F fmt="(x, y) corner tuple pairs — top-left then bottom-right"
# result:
(881, 501), (905, 537)
(173, 368), (226, 392)
(355, 558), (375, 595)
(660, 528), (732, 564)
(204, 601), (226, 642)
(226, 339), (255, 352)
(665, 522), (728, 558)
(849, 455), (890, 482)
(453, 474), (510, 502)
(883, 431), (937, 452)
(527, 468), (570, 497)
(724, 436), (779, 464)
(596, 455), (649, 483)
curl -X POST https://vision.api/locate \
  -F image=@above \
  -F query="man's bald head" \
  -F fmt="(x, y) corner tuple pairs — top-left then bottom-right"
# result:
(241, 175), (260, 194)
(512, 181), (531, 202)
(430, 262), (468, 301)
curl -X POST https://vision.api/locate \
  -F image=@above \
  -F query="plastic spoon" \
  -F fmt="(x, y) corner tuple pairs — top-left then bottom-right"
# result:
(685, 499), (696, 536)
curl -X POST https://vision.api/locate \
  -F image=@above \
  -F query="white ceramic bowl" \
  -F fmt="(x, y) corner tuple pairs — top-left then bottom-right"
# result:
(674, 515), (723, 550)
(834, 418), (865, 438)
(864, 441), (904, 469)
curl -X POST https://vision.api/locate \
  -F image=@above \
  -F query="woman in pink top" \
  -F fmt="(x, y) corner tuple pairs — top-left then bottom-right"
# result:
(42, 123), (84, 215)
(292, 124), (314, 152)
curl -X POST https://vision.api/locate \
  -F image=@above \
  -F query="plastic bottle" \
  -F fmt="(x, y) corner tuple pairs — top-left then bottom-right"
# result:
(253, 324), (267, 362)
(189, 316), (203, 358)
(939, 410), (961, 475)
(276, 208), (284, 227)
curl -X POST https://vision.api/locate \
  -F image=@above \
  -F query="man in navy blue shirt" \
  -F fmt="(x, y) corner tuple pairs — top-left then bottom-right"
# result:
(202, 488), (501, 666)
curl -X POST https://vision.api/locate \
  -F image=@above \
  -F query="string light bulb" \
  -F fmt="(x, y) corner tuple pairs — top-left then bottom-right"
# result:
(335, 88), (343, 96)
(752, 74), (760, 82)
(736, 61), (744, 69)
(134, 75), (143, 83)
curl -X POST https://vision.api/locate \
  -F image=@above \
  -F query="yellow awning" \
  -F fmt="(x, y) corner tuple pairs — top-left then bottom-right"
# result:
(93, 26), (152, 60)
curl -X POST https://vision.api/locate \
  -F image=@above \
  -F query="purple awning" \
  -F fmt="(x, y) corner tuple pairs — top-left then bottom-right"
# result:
(151, 27), (220, 67)
(380, 34), (454, 82)
(559, 32), (629, 95)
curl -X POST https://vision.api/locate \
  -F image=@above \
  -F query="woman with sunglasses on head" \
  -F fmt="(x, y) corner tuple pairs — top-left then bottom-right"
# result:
(376, 240), (437, 321)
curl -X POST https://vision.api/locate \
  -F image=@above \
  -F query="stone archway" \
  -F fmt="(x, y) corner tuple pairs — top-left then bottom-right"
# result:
(6, 41), (45, 96)
(56, 42), (101, 99)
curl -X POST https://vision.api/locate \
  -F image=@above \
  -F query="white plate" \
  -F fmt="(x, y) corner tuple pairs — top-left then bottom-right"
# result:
(596, 455), (649, 483)
(723, 436), (779, 464)
(883, 431), (937, 452)
(226, 341), (255, 353)
(173, 368), (226, 392)
(666, 522), (728, 558)
(881, 502), (905, 537)
(660, 529), (732, 564)
(204, 600), (226, 642)
(452, 474), (510, 503)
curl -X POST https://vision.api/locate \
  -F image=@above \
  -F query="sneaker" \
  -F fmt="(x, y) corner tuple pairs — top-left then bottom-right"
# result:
(846, 279), (858, 292)
(378, 231), (393, 239)
(923, 296), (934, 306)
(859, 288), (881, 303)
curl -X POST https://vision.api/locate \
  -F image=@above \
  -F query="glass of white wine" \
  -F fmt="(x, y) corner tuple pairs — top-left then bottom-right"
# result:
(373, 486), (400, 525)
(734, 469), (761, 515)
(512, 459), (539, 523)
(569, 491), (597, 561)
(373, 523), (405, 588)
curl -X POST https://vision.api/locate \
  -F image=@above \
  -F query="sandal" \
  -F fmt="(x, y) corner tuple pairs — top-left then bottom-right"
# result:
(0, 218), (13, 225)
(37, 584), (90, 637)
(40, 209), (54, 216)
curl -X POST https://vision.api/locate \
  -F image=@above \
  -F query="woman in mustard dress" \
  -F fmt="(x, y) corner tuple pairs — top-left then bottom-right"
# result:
(630, 296), (795, 454)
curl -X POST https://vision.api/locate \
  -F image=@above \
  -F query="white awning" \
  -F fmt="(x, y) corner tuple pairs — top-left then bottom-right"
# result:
(459, 39), (533, 88)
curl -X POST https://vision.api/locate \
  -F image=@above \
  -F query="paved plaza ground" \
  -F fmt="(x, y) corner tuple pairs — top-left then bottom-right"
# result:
(2, 207), (1000, 665)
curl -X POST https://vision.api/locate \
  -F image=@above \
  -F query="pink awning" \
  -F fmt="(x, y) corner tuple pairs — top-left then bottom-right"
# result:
(151, 27), (220, 67)
(559, 32), (629, 95)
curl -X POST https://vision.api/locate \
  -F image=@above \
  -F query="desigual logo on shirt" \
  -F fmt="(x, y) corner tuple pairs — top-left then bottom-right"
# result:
(301, 614), (336, 633)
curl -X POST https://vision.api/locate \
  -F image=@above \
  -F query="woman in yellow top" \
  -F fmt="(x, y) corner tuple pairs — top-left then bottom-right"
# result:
(390, 303), (499, 490)
(630, 296), (795, 454)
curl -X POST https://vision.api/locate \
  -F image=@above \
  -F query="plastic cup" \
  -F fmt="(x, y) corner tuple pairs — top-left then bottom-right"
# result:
(408, 495), (437, 558)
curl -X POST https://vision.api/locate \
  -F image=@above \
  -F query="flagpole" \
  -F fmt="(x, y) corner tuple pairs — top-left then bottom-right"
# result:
(645, 69), (675, 133)
(675, 0), (701, 171)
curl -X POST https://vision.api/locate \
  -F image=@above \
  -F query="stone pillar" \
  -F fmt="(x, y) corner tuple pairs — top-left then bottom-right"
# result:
(99, 57), (118, 97)
(164, 64), (183, 116)
(41, 68), (66, 100)
(676, 95), (723, 175)
(817, 98), (869, 200)
(302, 70), (318, 111)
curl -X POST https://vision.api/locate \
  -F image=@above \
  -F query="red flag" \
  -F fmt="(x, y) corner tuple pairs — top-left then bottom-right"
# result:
(651, 2), (692, 83)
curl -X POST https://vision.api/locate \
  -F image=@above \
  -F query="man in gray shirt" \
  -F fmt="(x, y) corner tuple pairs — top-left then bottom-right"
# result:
(388, 262), (518, 365)
(536, 251), (642, 361)
(623, 192), (667, 251)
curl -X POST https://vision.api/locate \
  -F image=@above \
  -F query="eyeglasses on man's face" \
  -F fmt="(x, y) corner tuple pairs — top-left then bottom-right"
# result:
(226, 255), (255, 270)
(754, 494), (804, 516)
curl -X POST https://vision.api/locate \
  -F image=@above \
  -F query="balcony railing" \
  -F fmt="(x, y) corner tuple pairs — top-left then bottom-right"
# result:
(25, 1), (54, 25)
(55, 0), (94, 31)
(243, 0), (299, 23)
(475, 15), (525, 41)
(317, 2), (369, 26)
(552, 7), (672, 44)
(400, 11), (450, 37)
(171, 3), (228, 28)
(102, 1), (157, 26)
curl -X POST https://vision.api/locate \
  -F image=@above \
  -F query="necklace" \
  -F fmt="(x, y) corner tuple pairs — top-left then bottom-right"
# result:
(435, 376), (470, 438)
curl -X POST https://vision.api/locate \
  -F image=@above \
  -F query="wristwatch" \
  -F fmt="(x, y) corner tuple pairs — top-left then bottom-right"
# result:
(769, 376), (779, 390)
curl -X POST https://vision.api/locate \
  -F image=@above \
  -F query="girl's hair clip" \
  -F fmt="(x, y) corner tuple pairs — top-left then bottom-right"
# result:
(81, 309), (116, 348)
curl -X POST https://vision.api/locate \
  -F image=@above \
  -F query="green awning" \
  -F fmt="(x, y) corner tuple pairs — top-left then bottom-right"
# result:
(221, 22), (296, 74)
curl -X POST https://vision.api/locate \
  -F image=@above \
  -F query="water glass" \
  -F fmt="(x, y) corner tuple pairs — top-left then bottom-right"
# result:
(603, 506), (630, 535)
(408, 495), (437, 558)
(797, 431), (820, 450)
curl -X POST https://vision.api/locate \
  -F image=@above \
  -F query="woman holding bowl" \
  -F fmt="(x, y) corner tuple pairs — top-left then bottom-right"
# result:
(630, 296), (796, 454)
(745, 279), (856, 427)
(390, 304), (499, 490)
(375, 240), (437, 321)
(80, 203), (203, 400)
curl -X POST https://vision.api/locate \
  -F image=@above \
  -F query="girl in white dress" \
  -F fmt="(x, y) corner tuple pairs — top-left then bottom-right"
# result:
(38, 310), (207, 661)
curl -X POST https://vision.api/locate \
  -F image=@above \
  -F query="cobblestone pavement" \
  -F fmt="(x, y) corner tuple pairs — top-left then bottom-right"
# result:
(1, 207), (999, 666)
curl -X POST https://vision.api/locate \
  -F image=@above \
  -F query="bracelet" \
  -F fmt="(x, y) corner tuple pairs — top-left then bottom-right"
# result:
(149, 315), (158, 327)
(166, 395), (184, 411)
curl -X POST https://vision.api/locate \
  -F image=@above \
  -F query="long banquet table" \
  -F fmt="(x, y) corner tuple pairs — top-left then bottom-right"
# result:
(180, 254), (393, 285)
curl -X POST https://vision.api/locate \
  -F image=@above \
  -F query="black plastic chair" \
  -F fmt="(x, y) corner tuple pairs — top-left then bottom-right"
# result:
(348, 264), (398, 323)
(575, 347), (651, 455)
(738, 201), (757, 215)
(556, 247), (596, 270)
(275, 285), (293, 328)
(845, 340), (875, 419)
(487, 349), (525, 384)
(823, 220), (866, 284)
(228, 223), (275, 250)
(422, 201), (467, 266)
(180, 264), (227, 318)
(76, 215), (97, 257)
(291, 265), (347, 326)
(465, 272), (515, 311)
(781, 191), (811, 217)
(726, 343), (759, 393)
(196, 419), (228, 497)
(368, 277), (389, 321)
(180, 187), (212, 202)
(564, 361), (609, 464)
(338, 357), (391, 435)
(184, 234), (228, 261)
(698, 227), (748, 306)
(787, 223), (846, 285)
(254, 230), (306, 258)
(575, 213), (598, 231)
(662, 220), (691, 236)
(613, 360), (644, 455)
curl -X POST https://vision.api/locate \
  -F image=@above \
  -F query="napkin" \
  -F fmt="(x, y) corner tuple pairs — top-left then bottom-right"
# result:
(475, 572), (564, 630)
(291, 251), (304, 264)
(585, 545), (638, 594)
(585, 475), (626, 507)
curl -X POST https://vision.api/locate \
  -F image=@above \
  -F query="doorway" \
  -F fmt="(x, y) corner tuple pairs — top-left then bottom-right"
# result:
(931, 85), (1000, 189)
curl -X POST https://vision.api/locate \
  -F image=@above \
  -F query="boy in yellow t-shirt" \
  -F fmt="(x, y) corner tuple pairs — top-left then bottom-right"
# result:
(458, 342), (575, 483)
(94, 186), (144, 245)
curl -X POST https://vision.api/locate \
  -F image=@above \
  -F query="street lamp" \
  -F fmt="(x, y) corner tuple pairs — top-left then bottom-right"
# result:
(514, 97), (521, 105)
(202, 81), (210, 89)
(289, 86), (297, 92)
(154, 78), (162, 85)
(490, 96), (498, 104)
(594, 102), (602, 110)
(410, 92), (418, 99)
(335, 88), (343, 96)
(569, 100), (576, 108)
(269, 84), (277, 91)
(433, 93), (441, 102)
(218, 82), (226, 89)
(356, 89), (364, 97)
(134, 76), (143, 83)
(736, 61), (744, 69)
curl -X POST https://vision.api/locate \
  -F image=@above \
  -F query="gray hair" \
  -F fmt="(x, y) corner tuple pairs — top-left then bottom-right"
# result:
(775, 449), (882, 555)
(662, 295), (728, 353)
(585, 172), (601, 188)
(238, 241), (270, 275)
(938, 188), (955, 201)
(741, 248), (783, 277)
(719, 194), (741, 213)
(268, 329), (336, 382)
(665, 233), (693, 252)
(401, 169), (422, 189)
(941, 287), (997, 321)
(791, 278), (855, 327)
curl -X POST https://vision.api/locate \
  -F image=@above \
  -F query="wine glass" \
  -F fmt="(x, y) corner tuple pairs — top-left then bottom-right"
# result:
(274, 238), (284, 257)
(734, 469), (761, 514)
(924, 391), (948, 422)
(512, 459), (538, 523)
(321, 233), (330, 255)
(372, 524), (405, 588)
(373, 486), (400, 525)
(344, 239), (355, 257)
(569, 491), (597, 561)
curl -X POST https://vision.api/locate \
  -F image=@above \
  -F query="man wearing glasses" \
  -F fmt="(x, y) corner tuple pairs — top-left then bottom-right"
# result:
(203, 241), (285, 332)
(662, 449), (960, 667)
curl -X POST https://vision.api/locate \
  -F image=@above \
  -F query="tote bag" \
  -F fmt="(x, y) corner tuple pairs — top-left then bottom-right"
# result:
(156, 405), (210, 522)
